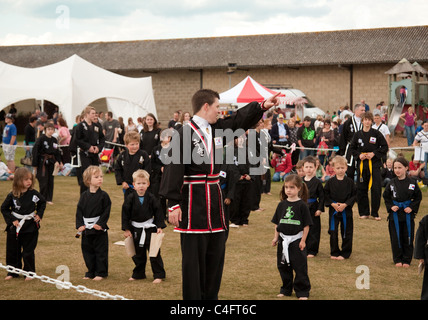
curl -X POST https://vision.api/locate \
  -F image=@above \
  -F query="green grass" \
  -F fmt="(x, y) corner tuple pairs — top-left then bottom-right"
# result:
(0, 138), (426, 300)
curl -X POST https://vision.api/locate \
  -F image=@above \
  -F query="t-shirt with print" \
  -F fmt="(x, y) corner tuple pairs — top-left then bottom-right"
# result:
(271, 199), (313, 236)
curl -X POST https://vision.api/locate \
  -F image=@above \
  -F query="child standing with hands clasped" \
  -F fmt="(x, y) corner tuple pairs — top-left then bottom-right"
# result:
(76, 166), (111, 280)
(122, 169), (166, 282)
(302, 156), (324, 257)
(271, 174), (312, 300)
(383, 157), (422, 267)
(1, 167), (46, 280)
(324, 156), (356, 260)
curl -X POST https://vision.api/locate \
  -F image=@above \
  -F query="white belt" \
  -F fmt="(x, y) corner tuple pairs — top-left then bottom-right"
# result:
(83, 216), (100, 229)
(279, 231), (303, 265)
(131, 218), (156, 247)
(12, 211), (36, 236)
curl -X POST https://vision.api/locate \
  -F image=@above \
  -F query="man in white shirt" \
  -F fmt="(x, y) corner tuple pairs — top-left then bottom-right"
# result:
(413, 120), (428, 180)
(372, 113), (390, 146)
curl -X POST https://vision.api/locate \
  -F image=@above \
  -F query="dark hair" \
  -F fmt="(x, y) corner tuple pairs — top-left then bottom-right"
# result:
(302, 155), (317, 167)
(393, 156), (409, 168)
(280, 174), (308, 202)
(361, 111), (374, 122)
(29, 116), (38, 123)
(143, 113), (159, 132)
(191, 89), (220, 115)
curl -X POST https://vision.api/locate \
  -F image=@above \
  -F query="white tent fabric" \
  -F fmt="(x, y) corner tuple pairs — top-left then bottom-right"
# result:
(0, 54), (156, 127)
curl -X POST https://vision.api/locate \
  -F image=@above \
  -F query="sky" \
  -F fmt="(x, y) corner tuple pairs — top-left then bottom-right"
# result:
(0, 0), (427, 46)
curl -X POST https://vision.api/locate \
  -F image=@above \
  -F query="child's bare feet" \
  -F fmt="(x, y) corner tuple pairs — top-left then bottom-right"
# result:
(93, 276), (103, 281)
(298, 297), (308, 300)
(153, 278), (162, 284)
(395, 262), (403, 267)
(4, 275), (13, 280)
(128, 277), (136, 281)
(277, 293), (285, 297)
(25, 277), (34, 281)
(403, 263), (410, 268)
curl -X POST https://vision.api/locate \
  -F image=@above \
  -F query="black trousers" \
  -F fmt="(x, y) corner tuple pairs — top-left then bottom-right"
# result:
(36, 163), (55, 202)
(76, 152), (100, 194)
(421, 259), (428, 300)
(6, 229), (39, 276)
(356, 163), (382, 217)
(230, 183), (251, 225)
(388, 215), (415, 265)
(277, 238), (311, 298)
(307, 206), (321, 256)
(328, 209), (353, 258)
(81, 231), (109, 278)
(180, 232), (226, 300)
(131, 227), (165, 280)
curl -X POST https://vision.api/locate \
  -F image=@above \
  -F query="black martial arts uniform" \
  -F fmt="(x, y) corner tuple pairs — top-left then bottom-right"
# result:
(1, 189), (46, 277)
(76, 188), (111, 278)
(338, 115), (362, 180)
(32, 134), (62, 202)
(271, 199), (312, 298)
(219, 161), (239, 240)
(140, 128), (161, 156)
(74, 120), (105, 194)
(303, 176), (324, 256)
(383, 176), (422, 265)
(150, 144), (170, 219)
(414, 214), (428, 300)
(159, 101), (265, 300)
(114, 148), (151, 199)
(122, 191), (166, 280)
(230, 144), (254, 226)
(350, 128), (388, 218)
(324, 176), (356, 258)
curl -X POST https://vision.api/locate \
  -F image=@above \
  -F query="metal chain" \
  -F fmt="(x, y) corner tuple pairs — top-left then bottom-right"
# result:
(0, 263), (131, 300)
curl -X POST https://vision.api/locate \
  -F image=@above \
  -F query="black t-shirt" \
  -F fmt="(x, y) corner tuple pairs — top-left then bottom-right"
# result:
(271, 199), (313, 235)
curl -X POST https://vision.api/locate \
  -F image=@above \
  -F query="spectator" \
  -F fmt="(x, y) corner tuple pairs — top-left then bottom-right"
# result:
(400, 106), (417, 146)
(168, 111), (180, 128)
(316, 119), (335, 165)
(2, 114), (17, 172)
(102, 111), (120, 149)
(24, 116), (38, 166)
(381, 158), (396, 187)
(136, 117), (144, 133)
(57, 118), (71, 164)
(287, 118), (300, 165)
(297, 116), (316, 159)
(125, 117), (137, 134)
(361, 99), (370, 112)
(271, 151), (292, 182)
(270, 113), (289, 146)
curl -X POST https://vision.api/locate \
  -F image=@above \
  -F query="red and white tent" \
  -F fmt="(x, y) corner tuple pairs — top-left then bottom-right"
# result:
(219, 76), (284, 104)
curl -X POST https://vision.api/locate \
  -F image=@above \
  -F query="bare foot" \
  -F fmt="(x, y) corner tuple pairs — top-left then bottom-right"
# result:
(395, 263), (403, 267)
(298, 297), (308, 300)
(153, 278), (162, 284)
(403, 263), (410, 268)
(128, 277), (136, 281)
(307, 254), (315, 258)
(4, 275), (13, 280)
(277, 293), (285, 297)
(93, 276), (103, 281)
(25, 277), (34, 281)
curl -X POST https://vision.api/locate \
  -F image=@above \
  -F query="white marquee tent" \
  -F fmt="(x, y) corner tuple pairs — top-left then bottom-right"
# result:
(0, 54), (157, 127)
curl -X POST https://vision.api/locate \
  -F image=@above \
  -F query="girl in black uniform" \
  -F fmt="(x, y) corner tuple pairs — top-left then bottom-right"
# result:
(383, 157), (422, 267)
(32, 122), (63, 204)
(272, 174), (312, 299)
(76, 166), (111, 280)
(350, 112), (388, 220)
(1, 167), (46, 280)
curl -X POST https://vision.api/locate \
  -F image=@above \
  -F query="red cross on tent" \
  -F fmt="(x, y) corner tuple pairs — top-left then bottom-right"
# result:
(219, 76), (285, 103)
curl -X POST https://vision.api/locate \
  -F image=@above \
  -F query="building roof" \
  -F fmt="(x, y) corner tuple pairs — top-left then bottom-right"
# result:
(0, 25), (427, 71)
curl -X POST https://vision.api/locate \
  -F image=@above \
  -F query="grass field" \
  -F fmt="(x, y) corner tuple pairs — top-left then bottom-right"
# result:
(0, 136), (426, 301)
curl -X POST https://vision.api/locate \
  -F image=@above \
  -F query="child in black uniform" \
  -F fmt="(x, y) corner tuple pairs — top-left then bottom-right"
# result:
(32, 122), (63, 204)
(383, 157), (422, 267)
(272, 174), (312, 299)
(302, 156), (324, 257)
(115, 131), (151, 199)
(324, 155), (356, 260)
(122, 169), (166, 282)
(1, 167), (46, 280)
(350, 111), (388, 220)
(76, 165), (111, 280)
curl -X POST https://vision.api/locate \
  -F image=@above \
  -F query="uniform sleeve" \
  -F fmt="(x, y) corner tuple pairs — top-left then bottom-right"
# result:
(121, 193), (133, 231)
(31, 137), (42, 167)
(34, 191), (46, 219)
(382, 181), (393, 212)
(114, 152), (125, 185)
(76, 123), (91, 151)
(151, 194), (167, 229)
(97, 192), (111, 229)
(410, 181), (422, 214)
(96, 123), (105, 151)
(344, 180), (357, 207)
(317, 181), (325, 212)
(1, 193), (14, 226)
(75, 195), (85, 229)
(323, 179), (332, 207)
(373, 131), (388, 163)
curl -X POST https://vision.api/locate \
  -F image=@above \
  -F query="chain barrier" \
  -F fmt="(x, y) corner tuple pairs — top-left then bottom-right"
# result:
(0, 263), (131, 300)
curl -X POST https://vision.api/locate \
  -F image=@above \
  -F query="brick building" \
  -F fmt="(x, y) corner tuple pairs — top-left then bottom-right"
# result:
(0, 25), (427, 125)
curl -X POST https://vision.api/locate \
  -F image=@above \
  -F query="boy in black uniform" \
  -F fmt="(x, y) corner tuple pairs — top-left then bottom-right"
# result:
(350, 112), (388, 220)
(122, 169), (166, 282)
(32, 122), (63, 204)
(115, 131), (151, 199)
(324, 155), (356, 259)
(160, 89), (280, 300)
(74, 106), (105, 194)
(302, 156), (324, 257)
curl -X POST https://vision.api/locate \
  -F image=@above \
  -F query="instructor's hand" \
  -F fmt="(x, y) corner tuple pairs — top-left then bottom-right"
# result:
(169, 208), (182, 227)
(262, 92), (281, 110)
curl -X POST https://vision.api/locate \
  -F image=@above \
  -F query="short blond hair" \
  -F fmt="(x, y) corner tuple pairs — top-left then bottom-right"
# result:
(84, 105), (95, 115)
(124, 131), (140, 145)
(83, 165), (103, 187)
(132, 169), (150, 183)
(331, 155), (347, 167)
